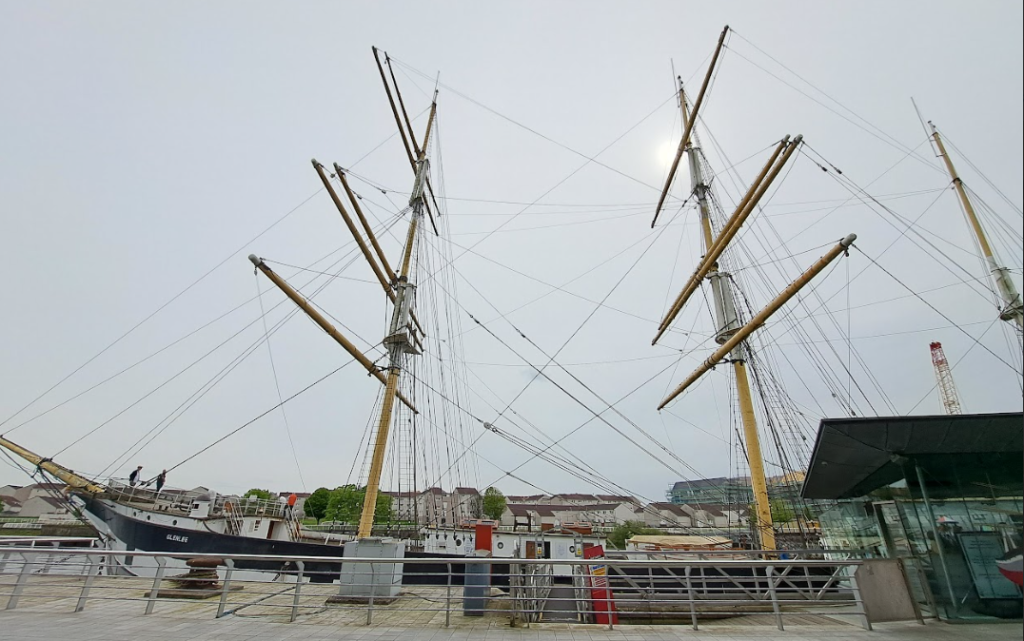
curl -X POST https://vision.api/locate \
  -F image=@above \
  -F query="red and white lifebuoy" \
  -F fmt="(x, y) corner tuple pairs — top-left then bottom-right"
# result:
(996, 547), (1023, 587)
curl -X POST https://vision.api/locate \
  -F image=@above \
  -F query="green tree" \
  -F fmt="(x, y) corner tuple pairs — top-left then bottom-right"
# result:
(325, 485), (393, 524)
(374, 492), (393, 523)
(304, 487), (330, 523)
(607, 520), (664, 550)
(325, 485), (363, 523)
(769, 500), (794, 523)
(0, 497), (5, 513)
(482, 487), (506, 520)
(245, 488), (273, 501)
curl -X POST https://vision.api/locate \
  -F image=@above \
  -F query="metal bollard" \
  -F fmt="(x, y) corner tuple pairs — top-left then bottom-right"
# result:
(6, 552), (35, 610)
(445, 562), (452, 627)
(290, 561), (304, 623)
(765, 565), (783, 631)
(684, 565), (698, 631)
(217, 559), (235, 618)
(145, 557), (166, 615)
(365, 563), (376, 626)
(75, 554), (102, 613)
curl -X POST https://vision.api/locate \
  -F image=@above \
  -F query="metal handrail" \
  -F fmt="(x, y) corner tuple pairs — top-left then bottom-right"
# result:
(0, 546), (863, 567)
(0, 545), (871, 631)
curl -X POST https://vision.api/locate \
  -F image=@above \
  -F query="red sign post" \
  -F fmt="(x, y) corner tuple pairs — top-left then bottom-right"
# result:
(583, 545), (618, 625)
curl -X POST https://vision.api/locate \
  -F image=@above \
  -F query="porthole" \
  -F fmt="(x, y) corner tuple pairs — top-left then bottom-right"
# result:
(496, 542), (504, 550)
(569, 545), (575, 553)
(146, 515), (151, 521)
(455, 539), (463, 547)
(172, 520), (178, 526)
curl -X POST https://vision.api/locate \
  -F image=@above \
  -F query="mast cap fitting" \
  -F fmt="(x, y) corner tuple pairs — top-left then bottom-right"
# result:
(840, 233), (857, 248)
(248, 254), (263, 267)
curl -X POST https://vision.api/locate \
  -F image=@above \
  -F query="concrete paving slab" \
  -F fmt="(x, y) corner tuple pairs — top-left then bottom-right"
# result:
(1, 610), (1022, 641)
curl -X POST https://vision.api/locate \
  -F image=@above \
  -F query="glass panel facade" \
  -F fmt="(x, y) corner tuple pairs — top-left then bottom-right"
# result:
(818, 481), (1022, 621)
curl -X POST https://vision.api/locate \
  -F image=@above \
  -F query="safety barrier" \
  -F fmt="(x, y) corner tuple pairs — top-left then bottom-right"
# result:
(0, 545), (870, 630)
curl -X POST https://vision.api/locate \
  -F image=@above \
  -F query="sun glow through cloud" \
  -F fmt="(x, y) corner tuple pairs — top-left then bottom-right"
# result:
(657, 139), (678, 167)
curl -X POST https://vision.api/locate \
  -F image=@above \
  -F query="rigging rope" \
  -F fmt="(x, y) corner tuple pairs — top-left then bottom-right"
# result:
(851, 244), (1022, 375)
(256, 274), (306, 492)
(166, 361), (357, 474)
(0, 188), (324, 434)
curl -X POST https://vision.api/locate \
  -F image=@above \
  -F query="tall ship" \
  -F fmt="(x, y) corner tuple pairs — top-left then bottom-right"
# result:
(2, 29), (1021, 584)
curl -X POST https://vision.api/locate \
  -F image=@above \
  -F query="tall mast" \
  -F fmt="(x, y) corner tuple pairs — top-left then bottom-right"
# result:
(356, 91), (438, 539)
(0, 435), (105, 494)
(679, 84), (775, 550)
(929, 122), (1023, 330)
(652, 26), (729, 227)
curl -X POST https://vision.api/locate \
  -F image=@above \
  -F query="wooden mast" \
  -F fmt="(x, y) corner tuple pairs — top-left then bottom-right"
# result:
(929, 122), (1023, 330)
(248, 256), (418, 413)
(660, 78), (857, 551)
(356, 90), (438, 539)
(0, 435), (105, 494)
(673, 83), (779, 550)
(652, 26), (729, 228)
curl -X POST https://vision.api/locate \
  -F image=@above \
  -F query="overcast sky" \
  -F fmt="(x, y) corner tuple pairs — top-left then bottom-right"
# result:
(2, 2), (1022, 503)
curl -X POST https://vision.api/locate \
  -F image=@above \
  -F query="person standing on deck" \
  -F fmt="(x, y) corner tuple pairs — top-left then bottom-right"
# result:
(286, 492), (298, 518)
(129, 466), (142, 487)
(155, 470), (166, 494)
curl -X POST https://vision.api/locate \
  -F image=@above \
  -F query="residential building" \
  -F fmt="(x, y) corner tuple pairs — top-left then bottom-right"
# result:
(385, 491), (419, 523)
(500, 501), (639, 531)
(1, 495), (22, 515)
(451, 487), (481, 523)
(644, 502), (694, 528)
(16, 496), (70, 518)
(0, 484), (24, 499)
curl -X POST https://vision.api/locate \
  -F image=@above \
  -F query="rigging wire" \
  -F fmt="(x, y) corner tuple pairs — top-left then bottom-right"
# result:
(4, 290), (272, 435)
(0, 188), (324, 433)
(390, 55), (682, 199)
(851, 245), (1022, 375)
(405, 362), (729, 538)
(2, 113), (422, 438)
(54, 210), (404, 465)
(96, 210), (407, 475)
(798, 144), (1004, 306)
(256, 274), (306, 492)
(449, 95), (681, 261)
(904, 317), (1005, 415)
(165, 361), (357, 474)
(478, 225), (669, 426)
(7, 208), (406, 440)
(939, 131), (1024, 218)
(726, 31), (945, 175)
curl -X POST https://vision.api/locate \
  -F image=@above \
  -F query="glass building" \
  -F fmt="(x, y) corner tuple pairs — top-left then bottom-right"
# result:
(802, 412), (1023, 622)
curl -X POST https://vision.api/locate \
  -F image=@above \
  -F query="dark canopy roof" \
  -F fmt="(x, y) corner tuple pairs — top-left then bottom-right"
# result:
(801, 412), (1023, 500)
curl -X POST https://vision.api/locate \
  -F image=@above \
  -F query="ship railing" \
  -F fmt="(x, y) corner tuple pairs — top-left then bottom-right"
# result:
(103, 480), (200, 512)
(214, 495), (289, 520)
(0, 546), (874, 630)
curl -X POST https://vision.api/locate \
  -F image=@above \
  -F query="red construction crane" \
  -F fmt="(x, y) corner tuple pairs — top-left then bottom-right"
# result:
(930, 341), (963, 415)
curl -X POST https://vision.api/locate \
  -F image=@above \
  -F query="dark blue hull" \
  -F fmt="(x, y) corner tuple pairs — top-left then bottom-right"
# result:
(84, 497), (507, 585)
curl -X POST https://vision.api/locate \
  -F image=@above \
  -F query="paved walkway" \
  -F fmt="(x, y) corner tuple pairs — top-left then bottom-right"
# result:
(1, 610), (1021, 640)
